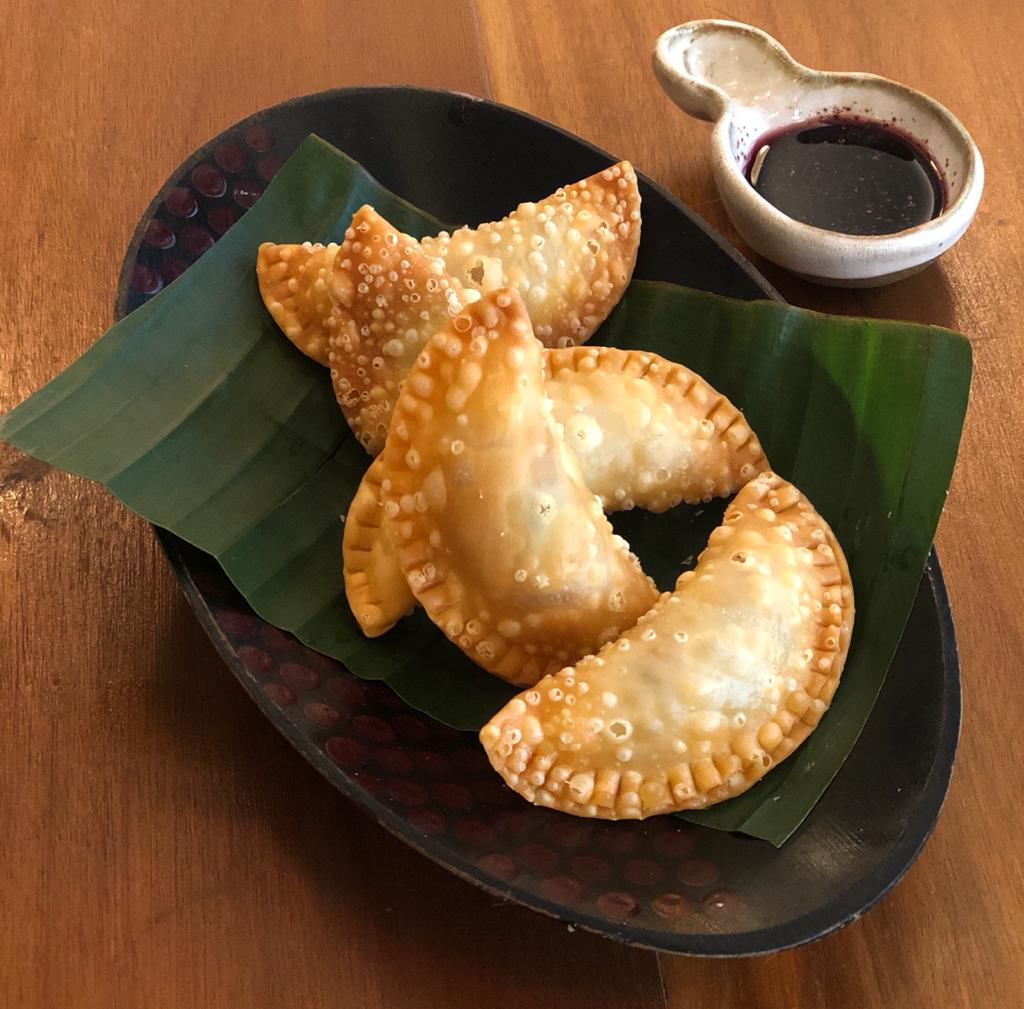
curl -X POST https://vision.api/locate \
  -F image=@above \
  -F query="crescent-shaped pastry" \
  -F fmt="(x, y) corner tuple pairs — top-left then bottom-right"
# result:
(342, 346), (768, 638)
(379, 288), (659, 686)
(545, 346), (766, 511)
(421, 162), (641, 348)
(479, 471), (854, 819)
(256, 241), (346, 366)
(326, 206), (474, 455)
(342, 457), (416, 638)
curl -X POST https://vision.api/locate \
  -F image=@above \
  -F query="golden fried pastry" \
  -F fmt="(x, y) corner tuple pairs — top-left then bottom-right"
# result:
(422, 162), (641, 348)
(379, 288), (659, 686)
(261, 164), (640, 450)
(343, 345), (768, 638)
(257, 241), (347, 366)
(327, 206), (473, 454)
(480, 471), (854, 818)
(342, 457), (416, 637)
(545, 346), (767, 511)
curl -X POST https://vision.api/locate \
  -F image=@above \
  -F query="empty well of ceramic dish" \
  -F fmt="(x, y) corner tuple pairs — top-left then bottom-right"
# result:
(653, 20), (984, 285)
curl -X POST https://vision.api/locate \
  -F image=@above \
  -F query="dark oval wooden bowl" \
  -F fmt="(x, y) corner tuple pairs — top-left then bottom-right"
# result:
(116, 87), (960, 956)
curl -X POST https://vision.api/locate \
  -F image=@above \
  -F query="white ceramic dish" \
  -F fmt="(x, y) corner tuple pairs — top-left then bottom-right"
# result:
(653, 20), (984, 286)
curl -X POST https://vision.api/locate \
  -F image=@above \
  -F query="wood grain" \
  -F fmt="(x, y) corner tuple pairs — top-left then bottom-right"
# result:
(1, 0), (1022, 1005)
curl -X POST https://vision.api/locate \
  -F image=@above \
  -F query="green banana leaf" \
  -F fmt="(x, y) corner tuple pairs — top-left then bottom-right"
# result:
(0, 135), (971, 845)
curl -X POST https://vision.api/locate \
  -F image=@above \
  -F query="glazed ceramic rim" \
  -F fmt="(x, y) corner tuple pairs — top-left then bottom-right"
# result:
(113, 85), (961, 956)
(655, 21), (985, 275)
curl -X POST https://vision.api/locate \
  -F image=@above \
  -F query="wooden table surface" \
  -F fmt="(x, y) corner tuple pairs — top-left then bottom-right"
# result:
(2, 1), (1022, 1006)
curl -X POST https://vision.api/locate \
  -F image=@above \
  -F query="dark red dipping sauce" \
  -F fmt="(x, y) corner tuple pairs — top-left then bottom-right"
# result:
(746, 117), (945, 236)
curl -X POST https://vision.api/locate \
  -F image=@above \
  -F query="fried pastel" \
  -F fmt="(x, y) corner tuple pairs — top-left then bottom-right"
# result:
(545, 346), (767, 511)
(379, 288), (659, 686)
(328, 206), (473, 455)
(421, 162), (641, 348)
(344, 346), (767, 637)
(257, 241), (347, 366)
(480, 471), (854, 819)
(342, 457), (416, 637)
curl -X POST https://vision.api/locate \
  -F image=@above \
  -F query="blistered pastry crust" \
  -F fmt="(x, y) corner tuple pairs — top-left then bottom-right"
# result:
(379, 289), (658, 686)
(345, 344), (769, 638)
(326, 206), (471, 455)
(342, 457), (416, 637)
(544, 345), (767, 511)
(422, 161), (641, 348)
(257, 241), (346, 366)
(480, 471), (854, 818)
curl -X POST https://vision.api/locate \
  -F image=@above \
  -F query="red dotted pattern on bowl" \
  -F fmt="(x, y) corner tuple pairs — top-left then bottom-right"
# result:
(128, 124), (276, 305)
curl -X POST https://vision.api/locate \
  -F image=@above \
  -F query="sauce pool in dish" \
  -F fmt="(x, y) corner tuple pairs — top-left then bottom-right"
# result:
(746, 117), (945, 236)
